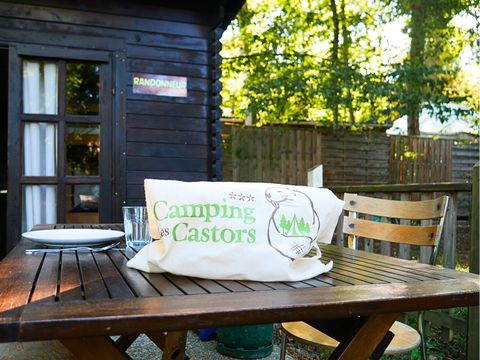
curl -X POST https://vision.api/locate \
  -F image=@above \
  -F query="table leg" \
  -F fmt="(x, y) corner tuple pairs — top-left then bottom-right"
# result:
(147, 330), (187, 360)
(61, 336), (130, 360)
(329, 313), (399, 360)
(115, 333), (140, 352)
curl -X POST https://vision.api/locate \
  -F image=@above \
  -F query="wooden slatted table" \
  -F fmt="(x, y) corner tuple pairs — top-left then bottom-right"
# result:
(0, 224), (478, 360)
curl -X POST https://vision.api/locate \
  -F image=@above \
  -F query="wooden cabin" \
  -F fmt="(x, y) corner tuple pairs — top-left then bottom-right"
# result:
(0, 0), (245, 258)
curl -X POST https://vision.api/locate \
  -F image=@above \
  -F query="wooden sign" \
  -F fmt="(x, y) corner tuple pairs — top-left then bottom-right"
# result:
(133, 72), (187, 97)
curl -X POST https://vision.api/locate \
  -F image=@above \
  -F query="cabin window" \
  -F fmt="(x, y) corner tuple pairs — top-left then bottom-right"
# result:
(66, 63), (100, 115)
(23, 60), (58, 115)
(23, 122), (58, 177)
(21, 58), (103, 230)
(22, 185), (57, 232)
(66, 184), (100, 224)
(66, 123), (100, 176)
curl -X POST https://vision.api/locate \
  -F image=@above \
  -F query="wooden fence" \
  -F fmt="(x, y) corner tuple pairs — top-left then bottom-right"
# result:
(223, 126), (322, 185)
(223, 126), (390, 186)
(389, 136), (452, 183)
(222, 125), (479, 187)
(469, 163), (479, 360)
(453, 141), (480, 182)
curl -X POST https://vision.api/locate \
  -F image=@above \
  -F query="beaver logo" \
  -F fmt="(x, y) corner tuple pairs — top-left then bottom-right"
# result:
(265, 187), (320, 260)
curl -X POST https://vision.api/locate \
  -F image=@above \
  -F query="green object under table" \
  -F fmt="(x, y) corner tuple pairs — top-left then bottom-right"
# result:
(216, 324), (274, 359)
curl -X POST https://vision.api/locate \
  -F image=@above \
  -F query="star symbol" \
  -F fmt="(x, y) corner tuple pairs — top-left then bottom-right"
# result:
(247, 194), (255, 202)
(238, 193), (246, 201)
(228, 192), (237, 200)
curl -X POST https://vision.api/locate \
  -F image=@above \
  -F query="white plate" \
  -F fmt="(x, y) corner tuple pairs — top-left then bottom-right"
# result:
(22, 229), (125, 247)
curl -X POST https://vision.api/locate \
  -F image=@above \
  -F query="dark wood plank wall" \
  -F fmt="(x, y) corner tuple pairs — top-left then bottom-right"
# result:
(0, 0), (225, 209)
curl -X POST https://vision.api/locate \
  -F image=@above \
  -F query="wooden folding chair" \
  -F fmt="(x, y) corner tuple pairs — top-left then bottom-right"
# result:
(280, 193), (449, 360)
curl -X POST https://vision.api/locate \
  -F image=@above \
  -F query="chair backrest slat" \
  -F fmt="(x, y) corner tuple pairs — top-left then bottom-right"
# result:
(343, 218), (438, 246)
(343, 194), (446, 220)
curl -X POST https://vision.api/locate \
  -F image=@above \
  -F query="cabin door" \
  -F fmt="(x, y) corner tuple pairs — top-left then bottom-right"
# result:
(6, 46), (116, 250)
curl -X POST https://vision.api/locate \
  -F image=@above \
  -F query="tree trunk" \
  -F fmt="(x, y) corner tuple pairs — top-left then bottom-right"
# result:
(406, 1), (426, 135)
(330, 0), (340, 128)
(340, 0), (355, 125)
(407, 107), (421, 135)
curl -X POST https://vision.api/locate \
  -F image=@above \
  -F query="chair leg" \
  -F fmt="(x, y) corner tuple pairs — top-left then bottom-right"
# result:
(418, 311), (427, 360)
(279, 330), (287, 360)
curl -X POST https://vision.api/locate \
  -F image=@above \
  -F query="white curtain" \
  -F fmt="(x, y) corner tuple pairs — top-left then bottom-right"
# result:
(22, 60), (58, 231)
(23, 60), (57, 114)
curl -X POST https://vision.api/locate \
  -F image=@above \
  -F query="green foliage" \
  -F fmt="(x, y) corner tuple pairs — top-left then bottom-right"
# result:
(382, 0), (478, 133)
(220, 0), (480, 132)
(221, 0), (327, 124)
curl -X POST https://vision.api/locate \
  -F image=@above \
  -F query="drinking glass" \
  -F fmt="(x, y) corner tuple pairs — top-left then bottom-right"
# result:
(122, 206), (152, 250)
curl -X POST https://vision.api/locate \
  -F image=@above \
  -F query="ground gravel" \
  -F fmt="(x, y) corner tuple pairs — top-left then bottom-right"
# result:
(126, 330), (295, 360)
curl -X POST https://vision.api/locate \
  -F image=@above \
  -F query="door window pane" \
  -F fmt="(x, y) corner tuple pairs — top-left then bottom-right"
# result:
(23, 122), (57, 176)
(23, 60), (58, 114)
(66, 184), (99, 224)
(66, 63), (100, 115)
(22, 185), (56, 231)
(66, 124), (100, 176)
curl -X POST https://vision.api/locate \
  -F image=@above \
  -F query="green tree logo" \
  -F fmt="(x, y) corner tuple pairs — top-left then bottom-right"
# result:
(279, 214), (311, 236)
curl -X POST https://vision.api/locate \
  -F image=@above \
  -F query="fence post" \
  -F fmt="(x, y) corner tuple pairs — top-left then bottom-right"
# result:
(467, 162), (479, 360)
(442, 193), (457, 269)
